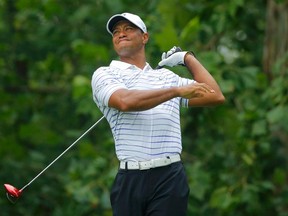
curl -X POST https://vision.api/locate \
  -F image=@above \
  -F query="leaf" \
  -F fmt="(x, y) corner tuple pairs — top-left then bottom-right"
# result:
(154, 22), (179, 50)
(180, 17), (200, 41)
(267, 105), (288, 126)
(252, 120), (267, 136)
(228, 0), (244, 16)
(72, 75), (91, 98)
(209, 187), (235, 209)
(186, 162), (211, 201)
(71, 39), (109, 62)
(241, 153), (254, 165)
(272, 168), (287, 186)
(267, 105), (287, 124)
(240, 66), (260, 89)
(219, 79), (235, 93)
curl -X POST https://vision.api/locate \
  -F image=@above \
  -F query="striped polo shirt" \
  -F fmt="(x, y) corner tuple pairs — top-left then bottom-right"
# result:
(91, 60), (195, 162)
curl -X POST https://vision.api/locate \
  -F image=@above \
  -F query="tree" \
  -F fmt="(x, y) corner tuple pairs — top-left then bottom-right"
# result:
(0, 0), (287, 215)
(263, 0), (288, 79)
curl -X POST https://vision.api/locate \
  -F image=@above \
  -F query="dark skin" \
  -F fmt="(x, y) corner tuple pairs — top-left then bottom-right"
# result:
(108, 20), (225, 112)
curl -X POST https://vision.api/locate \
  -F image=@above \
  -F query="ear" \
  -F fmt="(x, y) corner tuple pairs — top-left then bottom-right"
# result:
(143, 33), (149, 44)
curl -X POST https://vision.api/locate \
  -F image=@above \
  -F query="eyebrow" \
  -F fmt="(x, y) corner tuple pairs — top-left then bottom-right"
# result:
(112, 22), (138, 32)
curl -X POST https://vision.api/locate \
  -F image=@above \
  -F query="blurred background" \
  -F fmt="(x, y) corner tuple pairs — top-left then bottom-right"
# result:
(0, 0), (287, 215)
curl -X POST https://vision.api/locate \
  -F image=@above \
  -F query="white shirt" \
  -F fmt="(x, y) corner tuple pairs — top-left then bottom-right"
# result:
(91, 60), (195, 162)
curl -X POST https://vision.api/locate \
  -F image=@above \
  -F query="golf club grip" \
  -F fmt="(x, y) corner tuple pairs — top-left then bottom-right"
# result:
(156, 46), (182, 69)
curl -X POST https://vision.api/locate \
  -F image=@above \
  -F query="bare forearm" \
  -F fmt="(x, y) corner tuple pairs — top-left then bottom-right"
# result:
(108, 88), (179, 111)
(109, 81), (214, 111)
(185, 54), (221, 93)
(184, 54), (225, 106)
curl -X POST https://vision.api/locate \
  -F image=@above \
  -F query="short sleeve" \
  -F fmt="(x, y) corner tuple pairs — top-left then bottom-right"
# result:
(91, 67), (127, 107)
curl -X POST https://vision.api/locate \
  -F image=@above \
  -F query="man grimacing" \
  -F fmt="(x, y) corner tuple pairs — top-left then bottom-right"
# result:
(91, 12), (225, 216)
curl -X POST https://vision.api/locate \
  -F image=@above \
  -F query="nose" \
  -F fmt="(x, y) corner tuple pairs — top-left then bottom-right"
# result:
(118, 30), (126, 38)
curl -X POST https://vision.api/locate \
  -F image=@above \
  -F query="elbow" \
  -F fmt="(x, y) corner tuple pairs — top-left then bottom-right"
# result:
(113, 98), (139, 112)
(118, 102), (131, 112)
(108, 97), (131, 112)
(206, 92), (225, 106)
(113, 99), (131, 112)
(215, 93), (226, 105)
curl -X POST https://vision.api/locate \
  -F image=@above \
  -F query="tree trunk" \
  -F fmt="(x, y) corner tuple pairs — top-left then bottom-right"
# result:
(263, 0), (288, 80)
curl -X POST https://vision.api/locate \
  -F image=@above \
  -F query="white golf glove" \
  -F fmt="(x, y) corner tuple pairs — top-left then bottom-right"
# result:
(157, 46), (187, 68)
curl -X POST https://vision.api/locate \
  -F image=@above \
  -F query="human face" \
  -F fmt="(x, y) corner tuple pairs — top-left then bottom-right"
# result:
(112, 20), (148, 57)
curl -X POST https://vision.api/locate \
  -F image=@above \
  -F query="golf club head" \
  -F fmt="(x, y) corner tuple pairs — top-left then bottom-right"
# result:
(4, 184), (22, 204)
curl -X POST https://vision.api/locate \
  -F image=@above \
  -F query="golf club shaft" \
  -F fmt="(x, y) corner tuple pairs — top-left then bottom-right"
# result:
(20, 116), (105, 191)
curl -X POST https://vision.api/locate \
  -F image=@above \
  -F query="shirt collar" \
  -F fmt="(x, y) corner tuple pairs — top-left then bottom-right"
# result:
(110, 60), (152, 71)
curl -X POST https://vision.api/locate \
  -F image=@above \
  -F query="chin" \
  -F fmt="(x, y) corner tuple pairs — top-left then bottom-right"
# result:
(116, 47), (134, 57)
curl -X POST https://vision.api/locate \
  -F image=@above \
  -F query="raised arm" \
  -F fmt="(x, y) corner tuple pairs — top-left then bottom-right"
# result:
(157, 46), (225, 107)
(184, 53), (225, 106)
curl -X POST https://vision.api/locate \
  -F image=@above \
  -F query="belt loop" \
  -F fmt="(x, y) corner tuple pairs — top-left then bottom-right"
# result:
(125, 162), (128, 170)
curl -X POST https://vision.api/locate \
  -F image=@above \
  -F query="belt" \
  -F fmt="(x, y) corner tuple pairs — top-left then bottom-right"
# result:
(119, 154), (181, 170)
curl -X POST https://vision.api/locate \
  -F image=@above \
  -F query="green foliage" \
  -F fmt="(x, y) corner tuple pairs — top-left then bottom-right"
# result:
(0, 0), (287, 215)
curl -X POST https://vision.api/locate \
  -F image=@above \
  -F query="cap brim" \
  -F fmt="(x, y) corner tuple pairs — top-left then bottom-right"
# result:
(107, 15), (127, 35)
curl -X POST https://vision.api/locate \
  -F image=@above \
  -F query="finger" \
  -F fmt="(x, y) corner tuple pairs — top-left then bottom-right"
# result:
(196, 83), (215, 93)
(170, 46), (177, 54)
(158, 59), (167, 67)
(194, 92), (204, 98)
(195, 83), (215, 93)
(203, 84), (215, 93)
(172, 46), (177, 52)
(167, 50), (173, 57)
(167, 46), (177, 56)
(161, 52), (166, 60)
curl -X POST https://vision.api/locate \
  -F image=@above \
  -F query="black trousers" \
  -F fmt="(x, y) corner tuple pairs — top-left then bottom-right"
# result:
(110, 162), (190, 216)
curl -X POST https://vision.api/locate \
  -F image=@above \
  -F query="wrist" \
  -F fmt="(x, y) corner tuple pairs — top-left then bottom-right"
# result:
(184, 52), (197, 65)
(172, 86), (181, 98)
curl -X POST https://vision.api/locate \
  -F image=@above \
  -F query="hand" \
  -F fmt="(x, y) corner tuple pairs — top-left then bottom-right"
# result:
(157, 46), (188, 68)
(179, 82), (215, 99)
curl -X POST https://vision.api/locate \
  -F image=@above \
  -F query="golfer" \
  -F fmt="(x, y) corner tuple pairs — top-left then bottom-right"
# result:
(91, 12), (225, 216)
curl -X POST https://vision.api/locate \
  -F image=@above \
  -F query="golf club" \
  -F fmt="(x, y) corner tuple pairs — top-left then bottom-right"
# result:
(4, 115), (105, 204)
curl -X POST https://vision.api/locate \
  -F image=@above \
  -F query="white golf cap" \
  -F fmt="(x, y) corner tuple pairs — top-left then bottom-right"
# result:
(106, 12), (147, 35)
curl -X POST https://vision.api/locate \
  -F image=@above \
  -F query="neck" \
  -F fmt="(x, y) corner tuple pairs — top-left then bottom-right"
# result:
(120, 56), (146, 69)
(118, 47), (146, 69)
